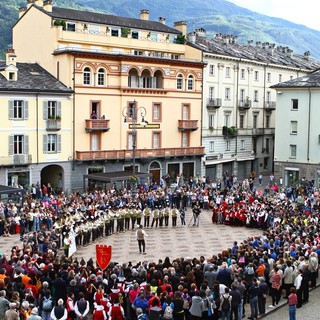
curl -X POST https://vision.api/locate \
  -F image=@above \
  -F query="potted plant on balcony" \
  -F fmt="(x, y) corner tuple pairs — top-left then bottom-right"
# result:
(227, 126), (237, 136)
(121, 27), (131, 38)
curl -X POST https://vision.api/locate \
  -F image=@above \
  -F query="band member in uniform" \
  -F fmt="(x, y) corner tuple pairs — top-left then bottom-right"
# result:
(163, 205), (170, 227)
(143, 205), (151, 228)
(151, 206), (159, 228)
(171, 205), (178, 227)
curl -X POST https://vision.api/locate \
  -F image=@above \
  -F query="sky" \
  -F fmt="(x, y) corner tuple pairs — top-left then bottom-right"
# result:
(227, 0), (320, 31)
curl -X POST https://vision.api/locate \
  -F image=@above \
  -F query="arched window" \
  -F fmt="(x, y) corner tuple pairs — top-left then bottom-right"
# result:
(154, 70), (163, 88)
(97, 68), (105, 86)
(176, 74), (183, 90)
(141, 69), (152, 88)
(128, 68), (139, 88)
(83, 67), (91, 85)
(187, 75), (194, 91)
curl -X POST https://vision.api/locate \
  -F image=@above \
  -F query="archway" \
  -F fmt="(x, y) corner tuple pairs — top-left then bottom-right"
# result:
(149, 161), (161, 184)
(41, 165), (64, 194)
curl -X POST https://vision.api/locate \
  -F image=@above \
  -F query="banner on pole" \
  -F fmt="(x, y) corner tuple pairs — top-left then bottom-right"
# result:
(96, 244), (112, 270)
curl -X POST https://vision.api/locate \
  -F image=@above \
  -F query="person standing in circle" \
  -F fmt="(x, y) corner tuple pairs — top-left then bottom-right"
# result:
(136, 225), (149, 255)
(192, 201), (201, 227)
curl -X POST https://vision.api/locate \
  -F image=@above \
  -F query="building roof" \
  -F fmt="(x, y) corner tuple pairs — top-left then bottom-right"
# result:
(42, 6), (180, 34)
(271, 68), (320, 88)
(189, 34), (320, 71)
(0, 62), (73, 93)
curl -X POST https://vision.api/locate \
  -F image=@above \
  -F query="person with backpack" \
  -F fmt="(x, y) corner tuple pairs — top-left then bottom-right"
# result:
(162, 296), (174, 320)
(50, 298), (68, 320)
(40, 289), (54, 320)
(220, 287), (232, 320)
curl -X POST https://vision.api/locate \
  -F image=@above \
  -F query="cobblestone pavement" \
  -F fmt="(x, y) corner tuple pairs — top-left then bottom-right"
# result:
(73, 208), (260, 264)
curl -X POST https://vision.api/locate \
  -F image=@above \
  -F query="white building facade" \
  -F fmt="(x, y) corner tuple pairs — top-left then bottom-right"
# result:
(272, 70), (320, 188)
(188, 33), (320, 181)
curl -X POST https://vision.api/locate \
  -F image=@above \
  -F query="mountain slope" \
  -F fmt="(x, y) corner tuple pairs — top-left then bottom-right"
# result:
(1, 0), (320, 61)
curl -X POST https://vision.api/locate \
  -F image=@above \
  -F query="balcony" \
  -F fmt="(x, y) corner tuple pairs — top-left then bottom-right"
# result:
(222, 126), (237, 138)
(264, 101), (276, 110)
(46, 119), (61, 131)
(206, 98), (222, 109)
(252, 128), (275, 135)
(252, 128), (264, 135)
(85, 119), (110, 132)
(178, 120), (198, 131)
(264, 128), (275, 135)
(238, 99), (252, 109)
(75, 147), (205, 161)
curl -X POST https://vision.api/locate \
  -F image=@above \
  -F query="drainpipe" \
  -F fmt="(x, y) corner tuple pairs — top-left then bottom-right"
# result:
(72, 56), (76, 171)
(200, 51), (204, 177)
(307, 88), (311, 162)
(262, 64), (267, 145)
(235, 59), (240, 156)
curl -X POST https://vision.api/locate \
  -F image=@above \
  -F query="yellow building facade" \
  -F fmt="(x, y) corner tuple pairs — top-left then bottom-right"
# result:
(0, 49), (73, 192)
(13, 0), (205, 190)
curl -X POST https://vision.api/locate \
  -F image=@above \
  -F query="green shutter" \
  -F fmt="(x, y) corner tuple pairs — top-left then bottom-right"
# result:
(24, 135), (29, 154)
(23, 101), (29, 119)
(8, 100), (14, 119)
(57, 134), (61, 153)
(43, 101), (48, 119)
(43, 134), (48, 153)
(57, 101), (61, 117)
(8, 135), (14, 155)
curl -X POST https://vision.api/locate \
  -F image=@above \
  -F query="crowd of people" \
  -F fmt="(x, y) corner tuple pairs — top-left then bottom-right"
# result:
(0, 174), (319, 320)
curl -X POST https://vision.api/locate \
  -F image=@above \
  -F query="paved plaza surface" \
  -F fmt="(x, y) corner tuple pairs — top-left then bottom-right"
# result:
(73, 209), (260, 264)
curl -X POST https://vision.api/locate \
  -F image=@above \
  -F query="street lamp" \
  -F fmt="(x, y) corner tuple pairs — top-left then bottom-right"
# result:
(122, 100), (147, 183)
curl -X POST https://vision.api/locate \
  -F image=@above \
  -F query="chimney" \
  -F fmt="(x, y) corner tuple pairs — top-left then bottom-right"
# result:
(247, 40), (253, 46)
(19, 7), (27, 18)
(43, 0), (52, 12)
(304, 51), (310, 60)
(34, 0), (43, 7)
(174, 21), (187, 36)
(256, 41), (261, 48)
(6, 48), (17, 67)
(27, 0), (35, 9)
(158, 17), (166, 25)
(188, 32), (196, 43)
(195, 28), (206, 38)
(231, 35), (237, 44)
(140, 9), (149, 21)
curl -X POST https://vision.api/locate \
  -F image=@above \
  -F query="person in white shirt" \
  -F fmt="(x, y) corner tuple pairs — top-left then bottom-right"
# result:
(136, 225), (149, 255)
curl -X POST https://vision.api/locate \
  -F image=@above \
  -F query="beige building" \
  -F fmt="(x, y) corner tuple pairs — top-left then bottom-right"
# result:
(13, 0), (205, 190)
(0, 48), (73, 191)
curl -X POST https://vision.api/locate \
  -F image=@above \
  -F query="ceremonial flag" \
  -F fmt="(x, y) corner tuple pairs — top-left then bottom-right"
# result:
(96, 244), (112, 270)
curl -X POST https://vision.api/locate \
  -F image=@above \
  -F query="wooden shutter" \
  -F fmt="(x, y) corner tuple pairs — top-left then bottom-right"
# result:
(24, 135), (29, 154)
(43, 101), (48, 119)
(57, 135), (61, 153)
(57, 101), (62, 117)
(43, 134), (48, 153)
(23, 101), (29, 119)
(8, 100), (14, 119)
(8, 135), (14, 155)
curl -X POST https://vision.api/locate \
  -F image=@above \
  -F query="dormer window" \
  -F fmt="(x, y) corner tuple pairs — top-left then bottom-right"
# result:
(9, 72), (15, 81)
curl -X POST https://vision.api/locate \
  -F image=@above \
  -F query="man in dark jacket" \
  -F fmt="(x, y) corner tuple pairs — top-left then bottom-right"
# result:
(230, 283), (241, 320)
(216, 263), (231, 287)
